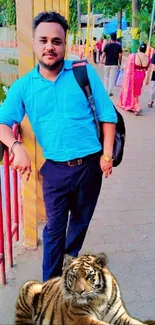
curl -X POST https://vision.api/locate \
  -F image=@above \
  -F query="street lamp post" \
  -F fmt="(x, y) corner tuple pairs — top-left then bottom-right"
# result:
(148, 0), (155, 46)
(77, 0), (81, 45)
(132, 0), (139, 53)
(85, 0), (91, 58)
(90, 9), (95, 64)
(117, 10), (122, 42)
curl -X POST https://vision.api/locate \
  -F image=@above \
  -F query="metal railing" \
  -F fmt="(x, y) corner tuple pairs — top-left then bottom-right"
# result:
(0, 40), (18, 48)
(0, 124), (23, 285)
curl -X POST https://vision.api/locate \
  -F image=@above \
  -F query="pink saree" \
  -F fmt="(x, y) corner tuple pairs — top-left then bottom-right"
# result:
(117, 53), (146, 112)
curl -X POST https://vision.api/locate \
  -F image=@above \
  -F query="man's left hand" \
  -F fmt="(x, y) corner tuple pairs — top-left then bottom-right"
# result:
(100, 155), (113, 178)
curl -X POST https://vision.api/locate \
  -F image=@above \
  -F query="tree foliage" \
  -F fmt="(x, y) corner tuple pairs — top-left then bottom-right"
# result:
(101, 0), (130, 17)
(139, 0), (153, 13)
(0, 0), (16, 26)
(69, 0), (78, 35)
(136, 10), (151, 35)
(69, 0), (106, 36)
(81, 0), (105, 14)
(126, 0), (153, 23)
(69, 0), (154, 36)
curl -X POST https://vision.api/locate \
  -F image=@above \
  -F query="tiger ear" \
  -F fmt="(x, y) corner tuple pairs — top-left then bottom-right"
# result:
(95, 253), (108, 268)
(64, 254), (75, 268)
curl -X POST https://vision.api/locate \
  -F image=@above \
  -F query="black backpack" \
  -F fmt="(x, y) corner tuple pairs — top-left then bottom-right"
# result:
(72, 60), (126, 167)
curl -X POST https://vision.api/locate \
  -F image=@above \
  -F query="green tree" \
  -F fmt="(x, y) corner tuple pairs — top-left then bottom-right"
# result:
(101, 0), (130, 17)
(69, 0), (105, 40)
(101, 0), (130, 40)
(68, 0), (154, 44)
(69, 0), (130, 40)
(137, 10), (151, 36)
(140, 0), (153, 13)
(6, 0), (16, 25)
(0, 0), (16, 26)
(126, 0), (153, 23)
(69, 0), (78, 38)
(136, 9), (155, 48)
(81, 0), (105, 14)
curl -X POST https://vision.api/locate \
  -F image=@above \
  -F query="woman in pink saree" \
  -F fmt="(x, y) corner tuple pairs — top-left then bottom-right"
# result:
(117, 43), (150, 115)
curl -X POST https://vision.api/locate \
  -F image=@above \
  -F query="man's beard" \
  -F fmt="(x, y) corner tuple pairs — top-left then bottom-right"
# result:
(39, 57), (64, 71)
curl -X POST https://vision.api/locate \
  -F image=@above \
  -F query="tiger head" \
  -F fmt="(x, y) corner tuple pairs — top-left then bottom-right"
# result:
(62, 253), (108, 305)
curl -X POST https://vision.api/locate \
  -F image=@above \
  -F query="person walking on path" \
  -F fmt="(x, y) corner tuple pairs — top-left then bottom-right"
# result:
(100, 32), (122, 97)
(96, 38), (103, 63)
(0, 11), (117, 282)
(101, 35), (108, 52)
(117, 43), (150, 116)
(92, 36), (97, 64)
(147, 51), (155, 108)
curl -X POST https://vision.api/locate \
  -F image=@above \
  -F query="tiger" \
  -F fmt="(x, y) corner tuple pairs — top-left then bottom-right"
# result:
(15, 252), (148, 325)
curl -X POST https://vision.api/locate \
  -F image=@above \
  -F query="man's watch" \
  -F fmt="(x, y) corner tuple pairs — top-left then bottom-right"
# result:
(102, 154), (112, 162)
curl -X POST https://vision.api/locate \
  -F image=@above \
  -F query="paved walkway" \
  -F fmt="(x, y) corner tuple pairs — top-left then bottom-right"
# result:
(0, 66), (155, 324)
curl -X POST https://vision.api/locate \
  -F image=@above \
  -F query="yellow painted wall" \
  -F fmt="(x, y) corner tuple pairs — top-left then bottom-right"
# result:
(16, 0), (69, 247)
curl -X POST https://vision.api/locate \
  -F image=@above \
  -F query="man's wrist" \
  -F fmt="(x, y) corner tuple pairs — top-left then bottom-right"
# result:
(102, 153), (113, 162)
(10, 140), (21, 155)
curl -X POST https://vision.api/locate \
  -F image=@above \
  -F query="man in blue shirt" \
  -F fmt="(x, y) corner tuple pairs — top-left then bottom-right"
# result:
(0, 12), (117, 281)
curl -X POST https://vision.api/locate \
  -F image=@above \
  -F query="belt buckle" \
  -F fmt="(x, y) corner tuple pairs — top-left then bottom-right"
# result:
(68, 159), (83, 167)
(77, 159), (82, 165)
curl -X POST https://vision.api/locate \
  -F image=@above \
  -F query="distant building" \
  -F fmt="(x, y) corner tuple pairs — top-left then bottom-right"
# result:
(81, 14), (113, 28)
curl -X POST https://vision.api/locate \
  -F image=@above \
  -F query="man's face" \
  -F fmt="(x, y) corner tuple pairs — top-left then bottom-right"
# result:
(33, 22), (66, 70)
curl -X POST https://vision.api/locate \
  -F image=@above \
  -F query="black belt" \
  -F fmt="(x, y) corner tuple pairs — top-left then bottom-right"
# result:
(47, 151), (101, 167)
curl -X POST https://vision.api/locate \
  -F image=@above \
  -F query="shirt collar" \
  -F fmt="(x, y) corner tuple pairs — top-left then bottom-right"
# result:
(63, 60), (73, 70)
(32, 60), (73, 79)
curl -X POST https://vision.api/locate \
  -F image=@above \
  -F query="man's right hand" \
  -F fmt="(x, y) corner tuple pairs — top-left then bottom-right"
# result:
(11, 144), (32, 181)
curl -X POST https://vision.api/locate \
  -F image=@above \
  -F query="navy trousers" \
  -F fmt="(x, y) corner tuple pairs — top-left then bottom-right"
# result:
(40, 154), (102, 281)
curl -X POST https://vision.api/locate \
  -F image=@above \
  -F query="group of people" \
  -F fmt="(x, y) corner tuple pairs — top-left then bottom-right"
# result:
(92, 35), (108, 64)
(98, 32), (155, 116)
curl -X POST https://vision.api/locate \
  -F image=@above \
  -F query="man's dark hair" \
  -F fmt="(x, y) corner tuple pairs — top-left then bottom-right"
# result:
(33, 11), (69, 35)
(110, 32), (117, 41)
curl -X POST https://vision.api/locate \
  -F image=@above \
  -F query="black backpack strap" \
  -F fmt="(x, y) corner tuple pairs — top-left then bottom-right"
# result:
(72, 60), (100, 138)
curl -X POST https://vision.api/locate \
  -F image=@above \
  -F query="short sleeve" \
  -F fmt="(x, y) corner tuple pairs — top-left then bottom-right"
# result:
(118, 44), (122, 53)
(151, 53), (155, 64)
(103, 44), (108, 53)
(0, 79), (25, 127)
(87, 64), (117, 124)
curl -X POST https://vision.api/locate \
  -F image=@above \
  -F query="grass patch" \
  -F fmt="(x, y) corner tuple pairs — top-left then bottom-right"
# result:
(7, 58), (18, 65)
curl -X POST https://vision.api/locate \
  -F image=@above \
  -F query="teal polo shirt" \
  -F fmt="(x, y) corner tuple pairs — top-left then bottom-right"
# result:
(0, 60), (117, 161)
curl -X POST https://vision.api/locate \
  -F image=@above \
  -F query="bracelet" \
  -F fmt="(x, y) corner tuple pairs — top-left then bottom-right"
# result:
(10, 140), (21, 155)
